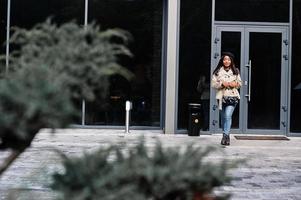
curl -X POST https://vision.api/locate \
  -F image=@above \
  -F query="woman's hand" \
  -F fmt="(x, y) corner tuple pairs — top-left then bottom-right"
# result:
(222, 81), (229, 87)
(229, 81), (237, 88)
(223, 81), (237, 88)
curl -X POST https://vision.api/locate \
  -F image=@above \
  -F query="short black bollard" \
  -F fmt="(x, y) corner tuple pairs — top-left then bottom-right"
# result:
(188, 103), (202, 136)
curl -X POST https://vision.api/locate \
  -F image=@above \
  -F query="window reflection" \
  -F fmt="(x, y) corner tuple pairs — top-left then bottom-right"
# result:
(86, 0), (163, 126)
(11, 0), (84, 28)
(0, 0), (7, 73)
(291, 0), (301, 132)
(215, 0), (289, 22)
(178, 0), (212, 130)
(248, 33), (281, 129)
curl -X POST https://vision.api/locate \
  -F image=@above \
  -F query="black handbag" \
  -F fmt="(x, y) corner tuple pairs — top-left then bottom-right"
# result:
(222, 96), (239, 106)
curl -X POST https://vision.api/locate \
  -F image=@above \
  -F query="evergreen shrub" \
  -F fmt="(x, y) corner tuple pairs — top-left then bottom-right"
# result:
(52, 139), (238, 200)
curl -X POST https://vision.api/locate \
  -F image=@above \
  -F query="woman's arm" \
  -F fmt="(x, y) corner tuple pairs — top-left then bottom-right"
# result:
(236, 74), (242, 88)
(229, 74), (242, 88)
(211, 74), (223, 89)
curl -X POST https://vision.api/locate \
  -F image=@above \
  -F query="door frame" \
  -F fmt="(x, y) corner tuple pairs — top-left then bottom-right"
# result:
(210, 24), (289, 135)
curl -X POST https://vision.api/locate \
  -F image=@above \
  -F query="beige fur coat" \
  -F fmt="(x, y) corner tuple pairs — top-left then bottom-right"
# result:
(211, 67), (242, 110)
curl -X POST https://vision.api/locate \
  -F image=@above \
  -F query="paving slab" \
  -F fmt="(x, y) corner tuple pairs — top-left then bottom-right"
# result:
(0, 129), (301, 200)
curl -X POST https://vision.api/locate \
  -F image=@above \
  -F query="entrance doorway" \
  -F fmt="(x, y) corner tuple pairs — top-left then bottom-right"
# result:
(210, 25), (289, 135)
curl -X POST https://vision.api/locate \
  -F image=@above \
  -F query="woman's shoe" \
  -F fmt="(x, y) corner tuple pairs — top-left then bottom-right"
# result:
(225, 135), (230, 146)
(221, 134), (227, 145)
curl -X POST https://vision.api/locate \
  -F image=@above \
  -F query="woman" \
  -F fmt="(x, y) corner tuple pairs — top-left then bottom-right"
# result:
(211, 52), (242, 145)
(197, 75), (210, 131)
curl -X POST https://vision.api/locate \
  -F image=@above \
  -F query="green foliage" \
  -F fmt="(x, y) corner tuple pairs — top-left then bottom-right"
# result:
(9, 19), (134, 101)
(52, 139), (237, 200)
(0, 20), (133, 152)
(0, 65), (76, 151)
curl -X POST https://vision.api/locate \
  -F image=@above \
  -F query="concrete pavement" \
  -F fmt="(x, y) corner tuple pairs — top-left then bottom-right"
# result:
(0, 129), (301, 200)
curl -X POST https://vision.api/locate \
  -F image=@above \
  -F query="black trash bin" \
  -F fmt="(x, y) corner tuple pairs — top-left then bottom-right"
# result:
(188, 103), (201, 136)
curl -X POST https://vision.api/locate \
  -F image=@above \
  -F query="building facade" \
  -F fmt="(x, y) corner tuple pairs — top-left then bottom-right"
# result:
(1, 0), (300, 136)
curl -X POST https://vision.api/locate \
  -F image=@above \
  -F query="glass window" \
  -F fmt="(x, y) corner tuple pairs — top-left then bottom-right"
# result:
(86, 0), (163, 127)
(215, 0), (289, 22)
(248, 33), (281, 129)
(0, 0), (6, 53)
(178, 0), (212, 131)
(0, 0), (7, 73)
(291, 0), (301, 133)
(11, 0), (85, 28)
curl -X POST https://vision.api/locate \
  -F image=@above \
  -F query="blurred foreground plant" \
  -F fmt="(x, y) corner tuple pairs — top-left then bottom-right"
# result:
(9, 19), (134, 101)
(0, 65), (76, 174)
(52, 139), (239, 200)
(0, 20), (133, 176)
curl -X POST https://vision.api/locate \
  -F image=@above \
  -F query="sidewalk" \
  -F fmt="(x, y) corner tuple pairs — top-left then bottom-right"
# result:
(0, 129), (301, 200)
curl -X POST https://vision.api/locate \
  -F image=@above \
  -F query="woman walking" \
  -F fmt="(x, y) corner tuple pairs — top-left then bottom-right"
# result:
(211, 52), (242, 145)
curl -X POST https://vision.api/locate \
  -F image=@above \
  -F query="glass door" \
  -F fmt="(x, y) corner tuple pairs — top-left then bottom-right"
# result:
(211, 25), (289, 135)
(244, 27), (288, 134)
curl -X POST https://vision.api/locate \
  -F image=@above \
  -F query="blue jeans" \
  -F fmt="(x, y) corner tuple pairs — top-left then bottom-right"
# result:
(220, 104), (236, 135)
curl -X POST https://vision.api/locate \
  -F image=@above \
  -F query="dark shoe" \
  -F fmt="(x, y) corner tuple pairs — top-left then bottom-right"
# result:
(221, 134), (227, 145)
(225, 135), (230, 146)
